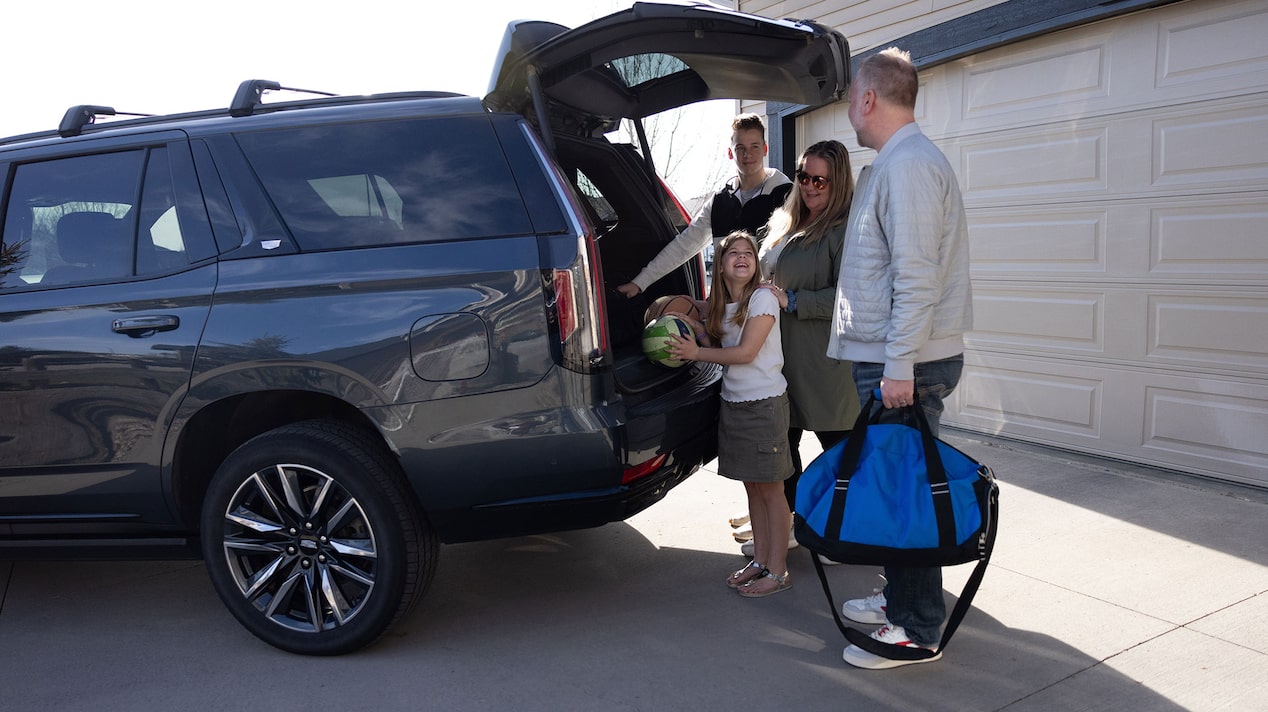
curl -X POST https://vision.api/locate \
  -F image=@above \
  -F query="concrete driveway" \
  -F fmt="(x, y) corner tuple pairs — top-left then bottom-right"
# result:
(2, 433), (1266, 711)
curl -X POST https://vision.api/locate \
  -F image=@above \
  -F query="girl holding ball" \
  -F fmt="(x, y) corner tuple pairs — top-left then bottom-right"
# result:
(667, 230), (794, 597)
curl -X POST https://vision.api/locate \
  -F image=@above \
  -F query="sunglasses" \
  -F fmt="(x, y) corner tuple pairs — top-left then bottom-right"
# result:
(796, 170), (831, 190)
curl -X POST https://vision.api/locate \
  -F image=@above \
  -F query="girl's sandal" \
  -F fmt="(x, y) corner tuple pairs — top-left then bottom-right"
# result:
(726, 561), (767, 589)
(738, 570), (792, 598)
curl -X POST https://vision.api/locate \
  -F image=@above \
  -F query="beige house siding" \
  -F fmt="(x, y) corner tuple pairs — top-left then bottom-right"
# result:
(738, 0), (1009, 115)
(744, 0), (1009, 53)
(740, 0), (1268, 486)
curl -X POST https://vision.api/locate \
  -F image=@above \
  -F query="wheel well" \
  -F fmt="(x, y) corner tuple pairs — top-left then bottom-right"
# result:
(171, 390), (387, 528)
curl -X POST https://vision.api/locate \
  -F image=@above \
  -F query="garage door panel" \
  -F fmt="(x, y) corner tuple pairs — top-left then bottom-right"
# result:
(970, 206), (1106, 273)
(1157, 0), (1268, 93)
(1143, 386), (1268, 487)
(1153, 105), (1268, 190)
(963, 39), (1109, 121)
(954, 359), (1101, 436)
(947, 27), (1142, 131)
(958, 127), (1106, 200)
(1152, 195), (1268, 278)
(1149, 295), (1268, 372)
(972, 288), (1104, 352)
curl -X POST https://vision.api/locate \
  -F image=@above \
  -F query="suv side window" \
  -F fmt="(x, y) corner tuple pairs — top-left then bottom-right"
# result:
(234, 116), (532, 250)
(136, 146), (190, 274)
(0, 147), (190, 289)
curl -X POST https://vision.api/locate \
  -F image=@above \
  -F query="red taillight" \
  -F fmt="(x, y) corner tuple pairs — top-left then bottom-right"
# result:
(551, 233), (609, 372)
(553, 269), (578, 342)
(622, 452), (669, 485)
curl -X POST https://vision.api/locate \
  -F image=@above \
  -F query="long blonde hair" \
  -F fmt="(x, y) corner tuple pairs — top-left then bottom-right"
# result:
(763, 140), (854, 248)
(705, 231), (766, 343)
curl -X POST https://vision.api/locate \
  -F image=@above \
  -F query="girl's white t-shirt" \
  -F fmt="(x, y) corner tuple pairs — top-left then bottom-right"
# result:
(719, 289), (786, 403)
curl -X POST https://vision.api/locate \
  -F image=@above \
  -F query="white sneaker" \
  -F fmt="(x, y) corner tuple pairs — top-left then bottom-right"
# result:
(841, 590), (887, 625)
(817, 554), (841, 566)
(842, 624), (941, 670)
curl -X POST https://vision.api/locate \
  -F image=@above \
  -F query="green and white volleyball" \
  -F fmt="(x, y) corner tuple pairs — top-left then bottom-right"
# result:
(641, 315), (694, 368)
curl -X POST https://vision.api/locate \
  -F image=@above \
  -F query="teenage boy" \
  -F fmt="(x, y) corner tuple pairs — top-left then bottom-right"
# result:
(616, 113), (792, 298)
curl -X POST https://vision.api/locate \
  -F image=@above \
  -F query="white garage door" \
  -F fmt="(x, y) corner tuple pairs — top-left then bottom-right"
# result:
(809, 0), (1268, 486)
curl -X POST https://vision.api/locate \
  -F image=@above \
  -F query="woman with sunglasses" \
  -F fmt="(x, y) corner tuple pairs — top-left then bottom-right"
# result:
(755, 140), (861, 545)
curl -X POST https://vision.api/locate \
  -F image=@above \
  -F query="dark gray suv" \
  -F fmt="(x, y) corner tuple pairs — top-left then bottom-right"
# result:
(0, 3), (848, 654)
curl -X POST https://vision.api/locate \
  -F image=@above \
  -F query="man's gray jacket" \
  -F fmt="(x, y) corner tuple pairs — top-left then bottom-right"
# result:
(827, 123), (972, 381)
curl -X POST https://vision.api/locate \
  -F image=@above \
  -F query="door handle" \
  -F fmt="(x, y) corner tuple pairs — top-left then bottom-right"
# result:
(112, 315), (180, 337)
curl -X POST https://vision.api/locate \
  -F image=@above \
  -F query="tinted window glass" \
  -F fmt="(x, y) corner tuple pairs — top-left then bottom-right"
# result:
(236, 116), (532, 250)
(576, 171), (617, 223)
(608, 53), (690, 87)
(137, 147), (190, 274)
(0, 151), (143, 288)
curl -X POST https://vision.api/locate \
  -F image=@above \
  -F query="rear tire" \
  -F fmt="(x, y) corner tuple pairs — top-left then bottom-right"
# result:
(200, 420), (435, 655)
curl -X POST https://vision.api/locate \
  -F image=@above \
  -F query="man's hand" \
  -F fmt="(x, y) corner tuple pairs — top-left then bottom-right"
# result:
(880, 378), (915, 409)
(616, 283), (641, 298)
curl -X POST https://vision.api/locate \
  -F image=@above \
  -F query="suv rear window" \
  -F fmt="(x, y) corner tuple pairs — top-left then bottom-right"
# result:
(235, 116), (533, 250)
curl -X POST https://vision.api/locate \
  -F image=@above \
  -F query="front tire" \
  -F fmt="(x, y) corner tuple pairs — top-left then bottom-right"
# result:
(200, 420), (435, 655)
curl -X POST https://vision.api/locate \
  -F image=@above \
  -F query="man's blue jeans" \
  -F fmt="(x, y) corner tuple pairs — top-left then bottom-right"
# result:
(852, 355), (963, 646)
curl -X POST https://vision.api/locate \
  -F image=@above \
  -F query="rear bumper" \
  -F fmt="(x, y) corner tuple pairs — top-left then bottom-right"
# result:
(395, 362), (720, 544)
(435, 419), (715, 544)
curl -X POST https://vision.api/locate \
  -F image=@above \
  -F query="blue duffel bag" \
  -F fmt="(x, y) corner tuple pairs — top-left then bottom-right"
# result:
(794, 391), (996, 567)
(794, 389), (999, 660)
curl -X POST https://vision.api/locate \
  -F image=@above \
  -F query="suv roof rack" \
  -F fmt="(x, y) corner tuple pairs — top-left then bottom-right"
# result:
(58, 105), (154, 138)
(230, 79), (337, 117)
(2, 84), (469, 147)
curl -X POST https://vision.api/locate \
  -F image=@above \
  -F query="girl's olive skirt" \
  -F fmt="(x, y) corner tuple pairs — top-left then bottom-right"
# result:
(717, 392), (794, 483)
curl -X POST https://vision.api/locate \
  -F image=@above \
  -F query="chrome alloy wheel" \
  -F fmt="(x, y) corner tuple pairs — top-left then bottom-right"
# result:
(220, 463), (378, 633)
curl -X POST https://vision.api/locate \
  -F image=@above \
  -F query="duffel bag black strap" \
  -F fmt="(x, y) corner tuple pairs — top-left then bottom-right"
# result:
(910, 393), (959, 550)
(808, 551), (935, 660)
(810, 548), (855, 640)
(828, 391), (958, 548)
(933, 483), (999, 653)
(824, 392), (885, 538)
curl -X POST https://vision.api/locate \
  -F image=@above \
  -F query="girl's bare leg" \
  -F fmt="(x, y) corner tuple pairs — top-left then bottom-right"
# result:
(745, 481), (769, 565)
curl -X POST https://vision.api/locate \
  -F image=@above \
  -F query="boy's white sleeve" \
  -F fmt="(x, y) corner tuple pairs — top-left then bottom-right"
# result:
(630, 199), (715, 292)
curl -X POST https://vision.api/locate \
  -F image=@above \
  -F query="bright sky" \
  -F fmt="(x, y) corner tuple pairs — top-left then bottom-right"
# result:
(2, 0), (736, 198)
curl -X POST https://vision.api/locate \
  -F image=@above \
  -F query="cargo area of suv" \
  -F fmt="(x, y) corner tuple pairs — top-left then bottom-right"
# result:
(0, 2), (848, 655)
